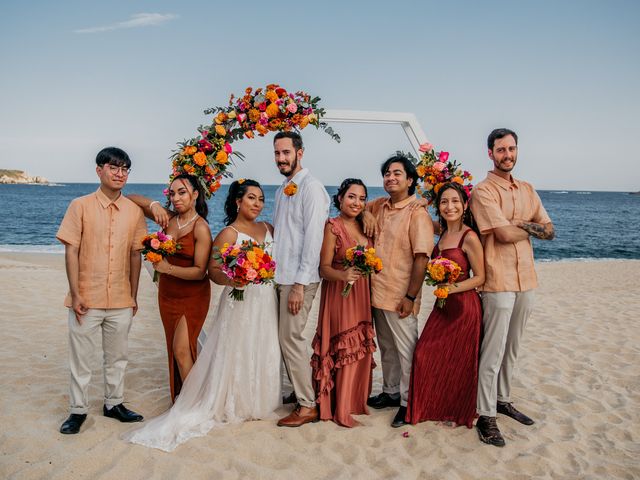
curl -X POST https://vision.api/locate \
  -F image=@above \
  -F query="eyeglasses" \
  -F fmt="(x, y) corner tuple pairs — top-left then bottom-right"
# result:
(103, 164), (131, 175)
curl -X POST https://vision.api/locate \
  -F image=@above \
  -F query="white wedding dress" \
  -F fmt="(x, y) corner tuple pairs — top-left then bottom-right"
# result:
(123, 230), (281, 452)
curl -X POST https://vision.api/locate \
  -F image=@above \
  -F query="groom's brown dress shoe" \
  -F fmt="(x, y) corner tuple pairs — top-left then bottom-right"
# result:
(497, 401), (535, 425)
(277, 405), (319, 427)
(60, 414), (87, 434)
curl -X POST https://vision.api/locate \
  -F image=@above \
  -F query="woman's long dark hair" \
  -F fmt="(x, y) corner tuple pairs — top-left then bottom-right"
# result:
(224, 179), (263, 226)
(170, 174), (209, 221)
(435, 182), (479, 236)
(333, 178), (368, 229)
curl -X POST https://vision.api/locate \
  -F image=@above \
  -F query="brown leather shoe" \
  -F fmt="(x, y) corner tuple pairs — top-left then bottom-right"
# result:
(277, 405), (319, 427)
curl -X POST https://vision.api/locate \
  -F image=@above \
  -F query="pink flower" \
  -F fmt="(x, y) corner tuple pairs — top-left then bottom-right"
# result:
(237, 257), (245, 267)
(150, 238), (160, 249)
(419, 143), (434, 153)
(224, 142), (233, 154)
(198, 139), (213, 153)
(163, 188), (169, 196)
(286, 103), (298, 113)
(157, 231), (168, 242)
(433, 162), (446, 172)
(246, 268), (258, 281)
(439, 151), (450, 162)
(237, 113), (247, 123)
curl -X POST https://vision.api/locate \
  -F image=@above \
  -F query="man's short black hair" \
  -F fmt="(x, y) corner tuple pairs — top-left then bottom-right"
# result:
(380, 154), (419, 195)
(273, 131), (304, 150)
(96, 147), (131, 168)
(487, 128), (518, 151)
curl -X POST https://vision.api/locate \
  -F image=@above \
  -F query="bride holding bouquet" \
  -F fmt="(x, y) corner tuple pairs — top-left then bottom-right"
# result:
(124, 179), (281, 452)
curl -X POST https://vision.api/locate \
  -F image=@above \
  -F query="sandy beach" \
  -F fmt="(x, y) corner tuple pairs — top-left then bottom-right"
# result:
(0, 252), (638, 479)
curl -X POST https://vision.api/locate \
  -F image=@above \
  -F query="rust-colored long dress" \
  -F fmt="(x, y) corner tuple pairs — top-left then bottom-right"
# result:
(311, 217), (377, 427)
(158, 222), (211, 402)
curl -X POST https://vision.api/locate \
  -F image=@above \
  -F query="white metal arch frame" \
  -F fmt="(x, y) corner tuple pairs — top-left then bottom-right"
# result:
(322, 110), (428, 157)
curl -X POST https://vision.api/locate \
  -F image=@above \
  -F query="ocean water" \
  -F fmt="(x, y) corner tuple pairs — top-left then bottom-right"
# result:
(1, 184), (638, 261)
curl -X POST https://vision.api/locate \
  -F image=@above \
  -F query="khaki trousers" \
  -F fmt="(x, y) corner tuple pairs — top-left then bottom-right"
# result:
(372, 308), (419, 406)
(67, 308), (133, 414)
(277, 283), (319, 408)
(477, 290), (535, 417)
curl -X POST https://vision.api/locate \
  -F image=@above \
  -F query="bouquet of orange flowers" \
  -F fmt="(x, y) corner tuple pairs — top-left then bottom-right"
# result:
(141, 231), (180, 282)
(424, 256), (462, 308)
(341, 245), (383, 297)
(211, 240), (276, 301)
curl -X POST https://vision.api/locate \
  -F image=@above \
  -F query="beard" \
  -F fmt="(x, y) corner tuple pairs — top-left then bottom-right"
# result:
(278, 157), (298, 177)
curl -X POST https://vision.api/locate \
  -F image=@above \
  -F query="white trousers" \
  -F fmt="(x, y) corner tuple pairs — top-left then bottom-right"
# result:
(372, 308), (419, 407)
(67, 308), (133, 414)
(477, 291), (535, 417)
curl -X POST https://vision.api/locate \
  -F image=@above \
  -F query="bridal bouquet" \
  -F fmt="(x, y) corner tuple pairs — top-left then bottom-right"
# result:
(141, 231), (180, 282)
(415, 143), (473, 205)
(424, 256), (462, 308)
(341, 245), (383, 297)
(211, 241), (276, 301)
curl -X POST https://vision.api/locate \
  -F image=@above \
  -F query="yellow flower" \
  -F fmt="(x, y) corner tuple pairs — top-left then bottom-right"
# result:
(265, 90), (278, 102)
(215, 125), (226, 137)
(266, 103), (280, 118)
(452, 176), (463, 185)
(416, 165), (427, 178)
(283, 182), (298, 196)
(182, 146), (197, 156)
(428, 263), (446, 282)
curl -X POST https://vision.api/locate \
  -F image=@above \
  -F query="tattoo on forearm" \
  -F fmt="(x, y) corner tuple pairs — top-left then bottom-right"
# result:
(520, 222), (555, 240)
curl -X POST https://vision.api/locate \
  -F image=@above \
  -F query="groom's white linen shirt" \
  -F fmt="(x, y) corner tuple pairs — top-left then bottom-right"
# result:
(273, 168), (329, 285)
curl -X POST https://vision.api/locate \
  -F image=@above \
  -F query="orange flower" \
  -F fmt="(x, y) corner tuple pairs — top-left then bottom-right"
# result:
(145, 251), (162, 263)
(215, 112), (228, 124)
(244, 130), (254, 139)
(434, 287), (449, 299)
(193, 151), (207, 166)
(256, 123), (268, 136)
(215, 125), (226, 137)
(205, 165), (218, 176)
(266, 102), (280, 118)
(434, 183), (443, 194)
(452, 176), (464, 185)
(283, 182), (298, 197)
(416, 165), (427, 178)
(248, 108), (260, 122)
(299, 116), (310, 129)
(265, 90), (278, 102)
(216, 150), (229, 164)
(182, 146), (197, 156)
(183, 163), (195, 174)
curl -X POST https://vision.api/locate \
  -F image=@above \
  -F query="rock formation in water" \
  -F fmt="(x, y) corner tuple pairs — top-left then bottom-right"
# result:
(0, 169), (49, 184)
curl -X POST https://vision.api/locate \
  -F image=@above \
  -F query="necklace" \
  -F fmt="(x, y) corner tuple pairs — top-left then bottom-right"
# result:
(177, 212), (198, 229)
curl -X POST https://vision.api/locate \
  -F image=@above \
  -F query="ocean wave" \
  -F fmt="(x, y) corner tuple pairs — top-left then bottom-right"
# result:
(0, 244), (64, 254)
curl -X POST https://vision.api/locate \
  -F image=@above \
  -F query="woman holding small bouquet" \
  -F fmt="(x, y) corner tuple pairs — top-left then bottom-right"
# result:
(124, 179), (281, 452)
(129, 174), (212, 402)
(406, 182), (484, 428)
(311, 178), (378, 427)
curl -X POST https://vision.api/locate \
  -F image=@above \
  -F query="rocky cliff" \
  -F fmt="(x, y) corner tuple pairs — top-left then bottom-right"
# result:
(0, 169), (49, 184)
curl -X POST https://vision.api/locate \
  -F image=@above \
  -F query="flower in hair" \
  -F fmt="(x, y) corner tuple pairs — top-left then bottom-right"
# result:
(237, 178), (245, 184)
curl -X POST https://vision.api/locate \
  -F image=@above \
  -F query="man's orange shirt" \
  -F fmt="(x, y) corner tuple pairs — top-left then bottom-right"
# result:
(368, 196), (434, 313)
(57, 188), (147, 308)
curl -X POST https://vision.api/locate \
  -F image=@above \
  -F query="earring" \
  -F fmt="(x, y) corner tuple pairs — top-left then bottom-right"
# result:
(237, 205), (240, 213)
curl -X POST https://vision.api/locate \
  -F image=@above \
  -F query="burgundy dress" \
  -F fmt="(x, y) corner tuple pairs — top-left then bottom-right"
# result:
(406, 229), (482, 428)
(158, 223), (211, 402)
(311, 217), (377, 427)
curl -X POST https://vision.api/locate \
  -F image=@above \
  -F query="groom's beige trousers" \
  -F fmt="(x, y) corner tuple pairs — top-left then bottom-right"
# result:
(277, 283), (319, 409)
(67, 307), (133, 414)
(477, 290), (535, 417)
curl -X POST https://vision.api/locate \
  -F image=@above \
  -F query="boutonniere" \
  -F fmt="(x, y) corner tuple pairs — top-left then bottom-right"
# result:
(284, 182), (298, 197)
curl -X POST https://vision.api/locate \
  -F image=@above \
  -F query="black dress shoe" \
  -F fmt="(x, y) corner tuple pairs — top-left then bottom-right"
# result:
(103, 404), (143, 423)
(476, 415), (505, 447)
(391, 406), (408, 428)
(367, 392), (401, 409)
(60, 414), (87, 434)
(282, 391), (297, 404)
(497, 401), (535, 425)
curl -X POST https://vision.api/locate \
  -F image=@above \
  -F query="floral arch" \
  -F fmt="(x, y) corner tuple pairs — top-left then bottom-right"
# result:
(168, 84), (340, 198)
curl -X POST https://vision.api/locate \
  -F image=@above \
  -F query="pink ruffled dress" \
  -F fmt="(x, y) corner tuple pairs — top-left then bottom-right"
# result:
(311, 217), (376, 427)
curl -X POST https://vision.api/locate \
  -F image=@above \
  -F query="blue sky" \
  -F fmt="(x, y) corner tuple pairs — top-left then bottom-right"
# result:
(1, 0), (638, 191)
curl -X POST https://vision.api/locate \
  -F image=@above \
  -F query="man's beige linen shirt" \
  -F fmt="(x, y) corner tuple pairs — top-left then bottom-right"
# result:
(57, 188), (147, 308)
(368, 196), (434, 313)
(470, 171), (551, 292)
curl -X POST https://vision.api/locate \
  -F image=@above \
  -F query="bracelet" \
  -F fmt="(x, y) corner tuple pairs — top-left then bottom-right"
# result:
(405, 293), (416, 302)
(149, 201), (160, 209)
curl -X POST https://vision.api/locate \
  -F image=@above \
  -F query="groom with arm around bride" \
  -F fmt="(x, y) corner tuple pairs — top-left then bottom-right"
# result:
(271, 131), (330, 427)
